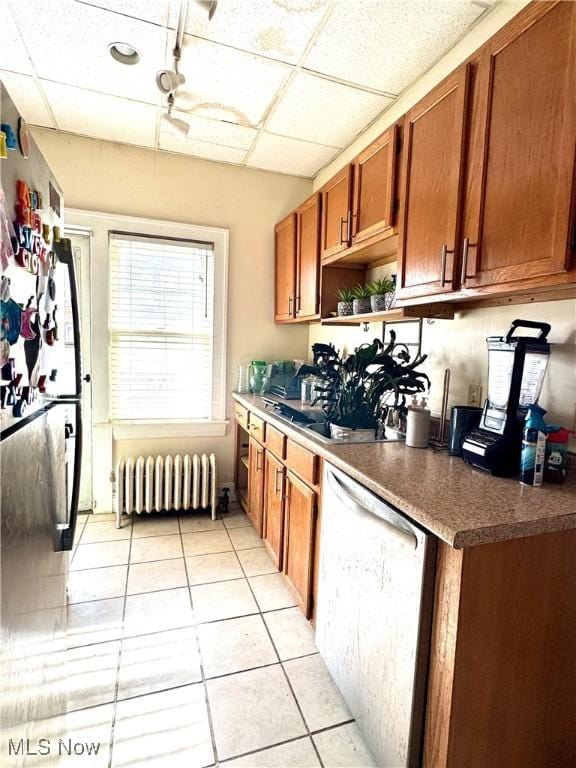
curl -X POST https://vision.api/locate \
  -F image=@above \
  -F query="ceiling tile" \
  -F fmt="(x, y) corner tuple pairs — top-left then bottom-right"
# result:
(170, 109), (257, 149)
(77, 0), (174, 27)
(0, 72), (55, 127)
(42, 81), (157, 146)
(247, 132), (338, 177)
(305, 0), (485, 93)
(159, 130), (247, 164)
(0, 0), (33, 74)
(266, 71), (392, 147)
(177, 36), (291, 128)
(8, 0), (168, 104)
(185, 0), (329, 65)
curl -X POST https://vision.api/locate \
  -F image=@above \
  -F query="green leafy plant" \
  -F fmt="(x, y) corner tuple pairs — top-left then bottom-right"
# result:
(298, 338), (430, 431)
(368, 276), (394, 296)
(350, 283), (372, 300)
(336, 287), (355, 303)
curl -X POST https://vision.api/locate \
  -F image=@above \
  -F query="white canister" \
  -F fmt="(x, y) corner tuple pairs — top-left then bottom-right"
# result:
(406, 397), (431, 448)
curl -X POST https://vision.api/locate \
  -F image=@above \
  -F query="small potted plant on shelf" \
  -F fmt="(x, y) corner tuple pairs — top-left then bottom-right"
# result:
(351, 284), (372, 315)
(297, 337), (430, 441)
(368, 276), (395, 313)
(336, 287), (355, 316)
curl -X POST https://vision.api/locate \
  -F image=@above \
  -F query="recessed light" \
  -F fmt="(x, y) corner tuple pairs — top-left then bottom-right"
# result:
(108, 42), (140, 65)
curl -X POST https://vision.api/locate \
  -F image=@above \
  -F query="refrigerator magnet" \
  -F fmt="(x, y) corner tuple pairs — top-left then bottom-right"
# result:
(0, 132), (7, 160)
(0, 124), (17, 150)
(17, 117), (30, 158)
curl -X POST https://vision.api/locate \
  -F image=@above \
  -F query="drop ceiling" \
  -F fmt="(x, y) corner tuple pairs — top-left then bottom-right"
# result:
(0, 0), (492, 178)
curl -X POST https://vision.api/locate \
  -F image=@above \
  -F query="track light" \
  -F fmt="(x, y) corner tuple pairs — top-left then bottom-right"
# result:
(156, 69), (186, 95)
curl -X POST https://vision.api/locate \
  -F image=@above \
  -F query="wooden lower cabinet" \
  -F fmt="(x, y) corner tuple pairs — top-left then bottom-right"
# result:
(247, 437), (265, 536)
(283, 470), (317, 619)
(263, 450), (285, 568)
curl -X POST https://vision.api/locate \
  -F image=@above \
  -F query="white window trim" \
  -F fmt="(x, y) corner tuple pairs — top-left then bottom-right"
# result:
(66, 209), (229, 439)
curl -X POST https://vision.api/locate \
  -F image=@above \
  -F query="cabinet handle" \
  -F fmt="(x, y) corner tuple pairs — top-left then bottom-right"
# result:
(339, 217), (347, 245)
(256, 449), (263, 472)
(347, 210), (353, 242)
(288, 295), (293, 316)
(440, 243), (454, 287)
(274, 467), (283, 495)
(295, 295), (301, 315)
(460, 238), (476, 285)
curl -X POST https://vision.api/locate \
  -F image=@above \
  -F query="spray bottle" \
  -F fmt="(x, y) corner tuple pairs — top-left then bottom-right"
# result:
(520, 405), (548, 486)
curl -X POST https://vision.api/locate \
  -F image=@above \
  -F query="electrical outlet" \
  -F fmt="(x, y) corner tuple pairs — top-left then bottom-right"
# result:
(468, 384), (483, 407)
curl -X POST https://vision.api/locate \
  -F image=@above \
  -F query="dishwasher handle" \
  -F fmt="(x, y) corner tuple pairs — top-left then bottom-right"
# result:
(326, 467), (419, 550)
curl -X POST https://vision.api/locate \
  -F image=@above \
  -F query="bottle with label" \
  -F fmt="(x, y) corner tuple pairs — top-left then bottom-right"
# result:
(520, 404), (548, 486)
(544, 427), (572, 484)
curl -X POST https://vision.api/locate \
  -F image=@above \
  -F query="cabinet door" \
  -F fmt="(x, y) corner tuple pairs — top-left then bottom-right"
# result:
(274, 213), (296, 321)
(296, 194), (321, 319)
(321, 165), (353, 260)
(397, 66), (470, 300)
(352, 125), (399, 244)
(247, 438), (265, 536)
(461, 1), (576, 290)
(283, 471), (317, 619)
(263, 451), (285, 569)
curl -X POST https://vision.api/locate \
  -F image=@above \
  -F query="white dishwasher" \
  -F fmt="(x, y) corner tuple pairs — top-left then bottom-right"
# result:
(316, 464), (437, 768)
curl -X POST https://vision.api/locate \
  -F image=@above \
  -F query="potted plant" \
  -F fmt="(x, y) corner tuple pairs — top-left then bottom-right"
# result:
(368, 276), (394, 312)
(298, 338), (430, 440)
(351, 284), (372, 315)
(336, 287), (355, 316)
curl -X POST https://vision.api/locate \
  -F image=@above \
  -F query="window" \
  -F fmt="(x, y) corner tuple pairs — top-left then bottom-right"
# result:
(109, 231), (224, 423)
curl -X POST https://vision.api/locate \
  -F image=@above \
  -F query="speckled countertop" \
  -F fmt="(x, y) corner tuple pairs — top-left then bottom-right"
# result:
(233, 393), (576, 549)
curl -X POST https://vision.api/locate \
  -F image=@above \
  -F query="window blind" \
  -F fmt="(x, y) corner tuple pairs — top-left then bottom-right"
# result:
(109, 232), (215, 421)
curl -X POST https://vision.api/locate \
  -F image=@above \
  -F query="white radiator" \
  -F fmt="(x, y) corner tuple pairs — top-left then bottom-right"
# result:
(115, 453), (217, 528)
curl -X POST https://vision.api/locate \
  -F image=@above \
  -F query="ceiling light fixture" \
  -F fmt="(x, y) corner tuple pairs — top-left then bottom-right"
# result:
(161, 94), (189, 136)
(156, 69), (186, 95)
(192, 0), (218, 19)
(108, 42), (140, 65)
(158, 0), (191, 135)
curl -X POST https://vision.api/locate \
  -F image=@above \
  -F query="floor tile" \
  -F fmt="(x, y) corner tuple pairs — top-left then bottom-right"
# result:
(186, 552), (243, 586)
(26, 704), (113, 768)
(228, 526), (264, 551)
(225, 737), (321, 767)
(248, 573), (298, 612)
(198, 615), (277, 678)
(71, 540), (131, 571)
(68, 565), (128, 604)
(132, 514), (180, 538)
(130, 534), (182, 563)
(237, 547), (278, 577)
(124, 588), (193, 637)
(222, 511), (252, 529)
(86, 513), (117, 523)
(284, 654), (351, 732)
(207, 665), (306, 760)
(118, 627), (201, 700)
(264, 607), (317, 661)
(73, 516), (87, 547)
(313, 722), (377, 768)
(127, 559), (188, 595)
(190, 578), (258, 624)
(67, 597), (124, 647)
(182, 530), (233, 556)
(67, 640), (120, 712)
(180, 513), (224, 533)
(112, 684), (214, 768)
(81, 521), (131, 545)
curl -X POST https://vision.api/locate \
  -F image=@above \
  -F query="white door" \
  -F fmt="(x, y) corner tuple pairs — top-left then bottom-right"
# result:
(65, 231), (93, 511)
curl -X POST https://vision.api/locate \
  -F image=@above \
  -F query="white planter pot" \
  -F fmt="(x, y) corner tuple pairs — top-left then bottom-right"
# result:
(329, 423), (376, 441)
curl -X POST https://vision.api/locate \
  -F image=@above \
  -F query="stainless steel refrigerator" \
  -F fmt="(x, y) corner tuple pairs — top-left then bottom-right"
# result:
(1, 82), (82, 757)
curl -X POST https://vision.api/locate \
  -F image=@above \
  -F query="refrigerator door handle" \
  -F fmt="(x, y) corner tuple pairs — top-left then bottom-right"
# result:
(54, 240), (82, 399)
(57, 402), (82, 551)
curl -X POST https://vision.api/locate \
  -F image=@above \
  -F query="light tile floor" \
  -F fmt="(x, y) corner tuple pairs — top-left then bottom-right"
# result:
(46, 505), (378, 767)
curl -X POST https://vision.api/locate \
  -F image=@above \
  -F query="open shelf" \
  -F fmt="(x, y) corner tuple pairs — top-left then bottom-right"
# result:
(321, 304), (454, 326)
(321, 232), (399, 268)
(240, 455), (249, 471)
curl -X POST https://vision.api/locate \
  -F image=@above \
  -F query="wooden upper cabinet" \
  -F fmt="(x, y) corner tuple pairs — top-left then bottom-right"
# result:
(263, 450), (285, 569)
(397, 66), (470, 300)
(352, 125), (399, 244)
(461, 1), (576, 291)
(296, 194), (321, 319)
(274, 213), (296, 321)
(283, 471), (317, 618)
(247, 437), (265, 536)
(321, 165), (353, 259)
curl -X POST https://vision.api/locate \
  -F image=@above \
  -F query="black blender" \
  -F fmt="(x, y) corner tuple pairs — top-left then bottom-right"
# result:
(461, 320), (551, 476)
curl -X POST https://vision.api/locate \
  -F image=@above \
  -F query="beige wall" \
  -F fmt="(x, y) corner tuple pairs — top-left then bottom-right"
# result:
(32, 129), (311, 504)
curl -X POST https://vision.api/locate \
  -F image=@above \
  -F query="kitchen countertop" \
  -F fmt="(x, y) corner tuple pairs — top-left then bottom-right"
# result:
(233, 392), (576, 549)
